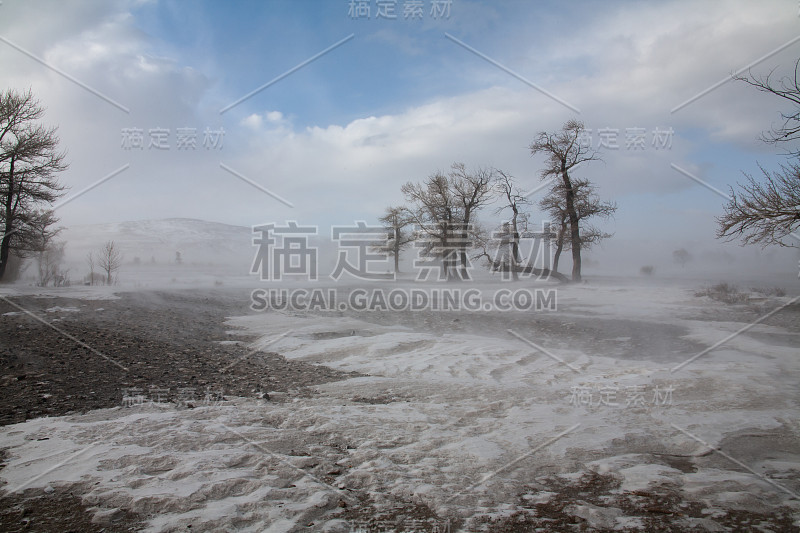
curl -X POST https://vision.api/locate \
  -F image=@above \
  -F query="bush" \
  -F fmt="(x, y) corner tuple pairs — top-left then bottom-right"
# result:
(750, 286), (787, 297)
(84, 272), (107, 286)
(639, 265), (654, 276)
(36, 242), (67, 287)
(695, 282), (750, 304)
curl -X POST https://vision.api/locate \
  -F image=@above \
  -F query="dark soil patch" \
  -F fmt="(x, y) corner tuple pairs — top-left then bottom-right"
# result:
(476, 471), (799, 532)
(0, 483), (143, 533)
(336, 494), (458, 532)
(0, 288), (362, 426)
(0, 288), (366, 533)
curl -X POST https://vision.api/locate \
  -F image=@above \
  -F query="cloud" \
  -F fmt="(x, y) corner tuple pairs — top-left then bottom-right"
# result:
(242, 114), (263, 129)
(0, 0), (795, 270)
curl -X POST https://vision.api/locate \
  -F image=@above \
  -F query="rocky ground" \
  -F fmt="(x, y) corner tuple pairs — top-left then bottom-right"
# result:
(0, 289), (361, 426)
(0, 288), (360, 533)
(0, 285), (798, 532)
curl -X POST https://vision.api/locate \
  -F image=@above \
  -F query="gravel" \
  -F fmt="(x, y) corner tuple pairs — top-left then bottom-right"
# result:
(0, 288), (361, 426)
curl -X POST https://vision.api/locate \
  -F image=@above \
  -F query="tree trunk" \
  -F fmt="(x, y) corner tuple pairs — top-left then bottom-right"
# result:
(0, 169), (15, 282)
(441, 235), (452, 281)
(393, 226), (400, 273)
(0, 200), (13, 281)
(0, 233), (11, 281)
(561, 165), (582, 282)
(552, 217), (567, 273)
(459, 211), (471, 280)
(510, 208), (520, 281)
(552, 234), (563, 274)
(458, 249), (468, 280)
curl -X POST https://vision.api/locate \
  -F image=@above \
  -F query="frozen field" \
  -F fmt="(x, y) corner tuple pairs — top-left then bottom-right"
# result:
(0, 278), (798, 531)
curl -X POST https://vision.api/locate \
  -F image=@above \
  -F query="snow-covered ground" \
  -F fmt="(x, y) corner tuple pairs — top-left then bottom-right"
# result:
(0, 278), (798, 531)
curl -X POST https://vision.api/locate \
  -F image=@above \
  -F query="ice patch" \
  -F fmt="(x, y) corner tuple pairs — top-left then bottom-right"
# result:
(46, 306), (81, 313)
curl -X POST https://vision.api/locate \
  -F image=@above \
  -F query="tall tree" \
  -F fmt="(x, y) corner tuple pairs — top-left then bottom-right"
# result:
(530, 119), (601, 281)
(402, 164), (493, 280)
(98, 240), (122, 285)
(539, 178), (616, 273)
(0, 89), (68, 281)
(374, 206), (414, 273)
(402, 172), (460, 280)
(449, 163), (494, 279)
(86, 251), (97, 285)
(494, 170), (531, 280)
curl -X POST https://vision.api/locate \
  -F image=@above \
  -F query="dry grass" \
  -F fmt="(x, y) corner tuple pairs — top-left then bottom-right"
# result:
(694, 282), (750, 304)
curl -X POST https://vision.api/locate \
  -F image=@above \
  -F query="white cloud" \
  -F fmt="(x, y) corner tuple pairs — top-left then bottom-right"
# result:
(0, 0), (795, 268)
(242, 113), (263, 129)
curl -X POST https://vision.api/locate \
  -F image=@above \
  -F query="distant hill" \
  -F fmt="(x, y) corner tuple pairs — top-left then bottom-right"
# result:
(60, 218), (253, 268)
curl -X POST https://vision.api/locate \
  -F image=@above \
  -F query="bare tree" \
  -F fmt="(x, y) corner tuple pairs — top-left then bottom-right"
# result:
(718, 58), (800, 248)
(373, 206), (414, 273)
(472, 171), (559, 281)
(36, 240), (67, 287)
(86, 251), (98, 285)
(716, 162), (800, 248)
(449, 163), (494, 279)
(402, 164), (493, 280)
(493, 170), (531, 280)
(402, 172), (460, 280)
(530, 120), (605, 281)
(472, 219), (570, 283)
(472, 221), (525, 276)
(0, 89), (68, 281)
(539, 178), (616, 273)
(98, 240), (122, 285)
(673, 248), (692, 267)
(736, 58), (800, 155)
(541, 201), (569, 274)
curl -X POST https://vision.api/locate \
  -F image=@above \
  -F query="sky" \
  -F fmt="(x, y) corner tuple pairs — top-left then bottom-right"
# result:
(1, 0), (799, 274)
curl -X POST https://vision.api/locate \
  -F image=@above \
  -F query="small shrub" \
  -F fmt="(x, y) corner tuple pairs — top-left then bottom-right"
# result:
(84, 272), (107, 285)
(695, 282), (750, 304)
(639, 265), (654, 276)
(750, 286), (786, 297)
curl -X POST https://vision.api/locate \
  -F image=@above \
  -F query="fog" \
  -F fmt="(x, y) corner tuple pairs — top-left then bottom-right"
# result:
(29, 217), (795, 295)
